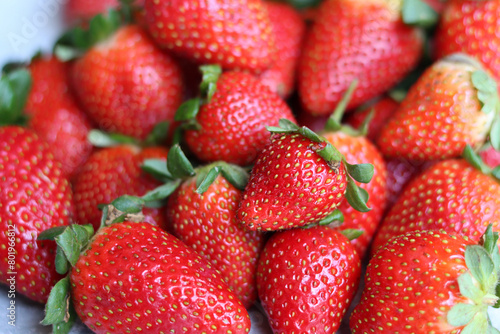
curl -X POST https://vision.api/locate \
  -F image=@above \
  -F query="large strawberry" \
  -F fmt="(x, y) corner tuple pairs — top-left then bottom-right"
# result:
(371, 148), (500, 255)
(298, 0), (423, 115)
(257, 226), (361, 333)
(236, 119), (374, 231)
(378, 53), (500, 160)
(435, 0), (500, 84)
(177, 66), (296, 166)
(39, 205), (251, 334)
(144, 0), (275, 73)
(351, 228), (500, 333)
(0, 126), (75, 303)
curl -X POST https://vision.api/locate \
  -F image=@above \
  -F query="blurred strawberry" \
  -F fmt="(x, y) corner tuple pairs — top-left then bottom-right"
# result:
(65, 0), (145, 23)
(480, 145), (500, 168)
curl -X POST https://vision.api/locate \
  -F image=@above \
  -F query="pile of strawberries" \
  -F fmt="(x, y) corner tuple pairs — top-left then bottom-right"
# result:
(1, 0), (500, 333)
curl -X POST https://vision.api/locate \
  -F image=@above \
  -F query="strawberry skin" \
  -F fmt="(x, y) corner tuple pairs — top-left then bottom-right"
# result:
(257, 226), (361, 333)
(184, 71), (296, 166)
(144, 0), (275, 73)
(435, 0), (500, 84)
(298, 0), (423, 115)
(371, 159), (500, 255)
(73, 146), (168, 231)
(323, 132), (387, 256)
(351, 230), (473, 333)
(0, 127), (75, 303)
(167, 174), (264, 308)
(237, 133), (347, 231)
(71, 25), (183, 140)
(70, 222), (251, 334)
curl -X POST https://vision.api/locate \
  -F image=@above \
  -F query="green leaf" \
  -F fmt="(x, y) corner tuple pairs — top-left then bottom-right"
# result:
(402, 0), (439, 28)
(174, 98), (201, 121)
(199, 65), (222, 101)
(220, 164), (249, 190)
(53, 45), (83, 62)
(55, 229), (84, 267)
(298, 126), (323, 143)
(38, 226), (68, 241)
(0, 69), (32, 126)
(54, 247), (70, 275)
(465, 245), (495, 288)
(462, 144), (491, 174)
(482, 225), (499, 258)
(457, 272), (484, 302)
(472, 70), (500, 116)
(144, 121), (170, 146)
(325, 79), (358, 132)
(167, 144), (195, 179)
(461, 311), (489, 334)
(495, 284), (500, 308)
(357, 108), (375, 136)
(52, 302), (77, 334)
(345, 162), (374, 184)
(87, 130), (137, 147)
(196, 166), (221, 194)
(490, 115), (500, 151)
(447, 303), (479, 327)
(266, 126), (295, 133)
(315, 142), (343, 163)
(71, 225), (94, 247)
(111, 195), (145, 213)
(340, 229), (364, 241)
(99, 205), (109, 229)
(141, 180), (181, 202)
(41, 277), (70, 326)
(317, 209), (344, 226)
(345, 176), (371, 213)
(142, 159), (172, 181)
(278, 118), (300, 131)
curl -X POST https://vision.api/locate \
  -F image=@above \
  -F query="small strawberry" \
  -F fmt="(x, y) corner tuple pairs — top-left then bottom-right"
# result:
(177, 66), (296, 166)
(435, 0), (500, 84)
(257, 226), (361, 333)
(0, 126), (75, 303)
(259, 2), (305, 98)
(377, 53), (500, 160)
(351, 228), (500, 334)
(298, 0), (423, 115)
(236, 119), (374, 231)
(371, 147), (500, 255)
(39, 205), (251, 334)
(144, 0), (275, 73)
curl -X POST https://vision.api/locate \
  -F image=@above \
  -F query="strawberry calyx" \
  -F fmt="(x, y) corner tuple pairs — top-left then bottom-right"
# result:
(324, 79), (361, 135)
(463, 144), (500, 183)
(0, 68), (32, 126)
(401, 0), (439, 28)
(447, 224), (500, 332)
(267, 118), (374, 213)
(87, 121), (171, 148)
(193, 162), (249, 194)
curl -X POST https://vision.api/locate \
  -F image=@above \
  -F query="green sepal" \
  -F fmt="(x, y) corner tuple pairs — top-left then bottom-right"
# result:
(357, 108), (375, 137)
(0, 68), (32, 126)
(481, 225), (500, 266)
(111, 195), (145, 214)
(143, 121), (170, 147)
(52, 302), (77, 334)
(465, 245), (495, 289)
(87, 129), (138, 148)
(458, 272), (484, 303)
(463, 144), (492, 175)
(220, 163), (249, 191)
(41, 277), (71, 326)
(340, 229), (364, 241)
(317, 209), (344, 226)
(324, 79), (358, 133)
(55, 247), (70, 275)
(447, 303), (480, 327)
(199, 65), (222, 102)
(167, 144), (196, 179)
(315, 142), (344, 164)
(174, 98), (201, 121)
(345, 176), (371, 213)
(495, 284), (500, 308)
(490, 114), (500, 151)
(460, 311), (489, 334)
(402, 0), (439, 28)
(99, 205), (110, 229)
(279, 118), (300, 131)
(141, 159), (173, 182)
(55, 225), (94, 267)
(344, 162), (374, 184)
(196, 166), (222, 194)
(38, 226), (68, 241)
(141, 180), (182, 202)
(472, 70), (500, 115)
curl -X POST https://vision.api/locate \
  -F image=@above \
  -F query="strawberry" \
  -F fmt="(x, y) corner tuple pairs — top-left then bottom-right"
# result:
(351, 228), (500, 334)
(259, 2), (305, 98)
(298, 0), (423, 115)
(166, 162), (263, 308)
(65, 0), (131, 23)
(435, 0), (500, 84)
(377, 54), (500, 161)
(0, 126), (75, 303)
(371, 149), (500, 255)
(39, 208), (251, 334)
(481, 145), (500, 169)
(177, 67), (296, 166)
(144, 0), (275, 73)
(236, 119), (374, 231)
(26, 56), (94, 178)
(257, 226), (361, 333)
(73, 145), (169, 231)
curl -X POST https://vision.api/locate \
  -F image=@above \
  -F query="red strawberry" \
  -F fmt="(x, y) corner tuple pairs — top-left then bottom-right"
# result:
(435, 0), (500, 84)
(71, 24), (183, 139)
(371, 156), (500, 255)
(0, 127), (75, 303)
(181, 69), (296, 166)
(298, 0), (423, 115)
(26, 56), (93, 178)
(73, 145), (169, 230)
(481, 145), (500, 169)
(144, 0), (275, 73)
(257, 226), (361, 333)
(167, 164), (263, 307)
(259, 2), (305, 98)
(377, 54), (499, 161)
(351, 229), (500, 333)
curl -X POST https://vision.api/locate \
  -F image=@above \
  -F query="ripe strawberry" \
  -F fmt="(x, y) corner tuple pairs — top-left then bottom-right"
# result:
(180, 69), (296, 166)
(144, 0), (275, 73)
(167, 164), (263, 307)
(26, 56), (93, 178)
(298, 0), (423, 115)
(0, 127), (75, 303)
(236, 120), (373, 231)
(377, 54), (500, 161)
(259, 2), (305, 98)
(481, 145), (500, 169)
(73, 145), (169, 230)
(351, 229), (500, 334)
(257, 226), (361, 333)
(435, 0), (500, 84)
(70, 23), (183, 139)
(371, 155), (500, 255)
